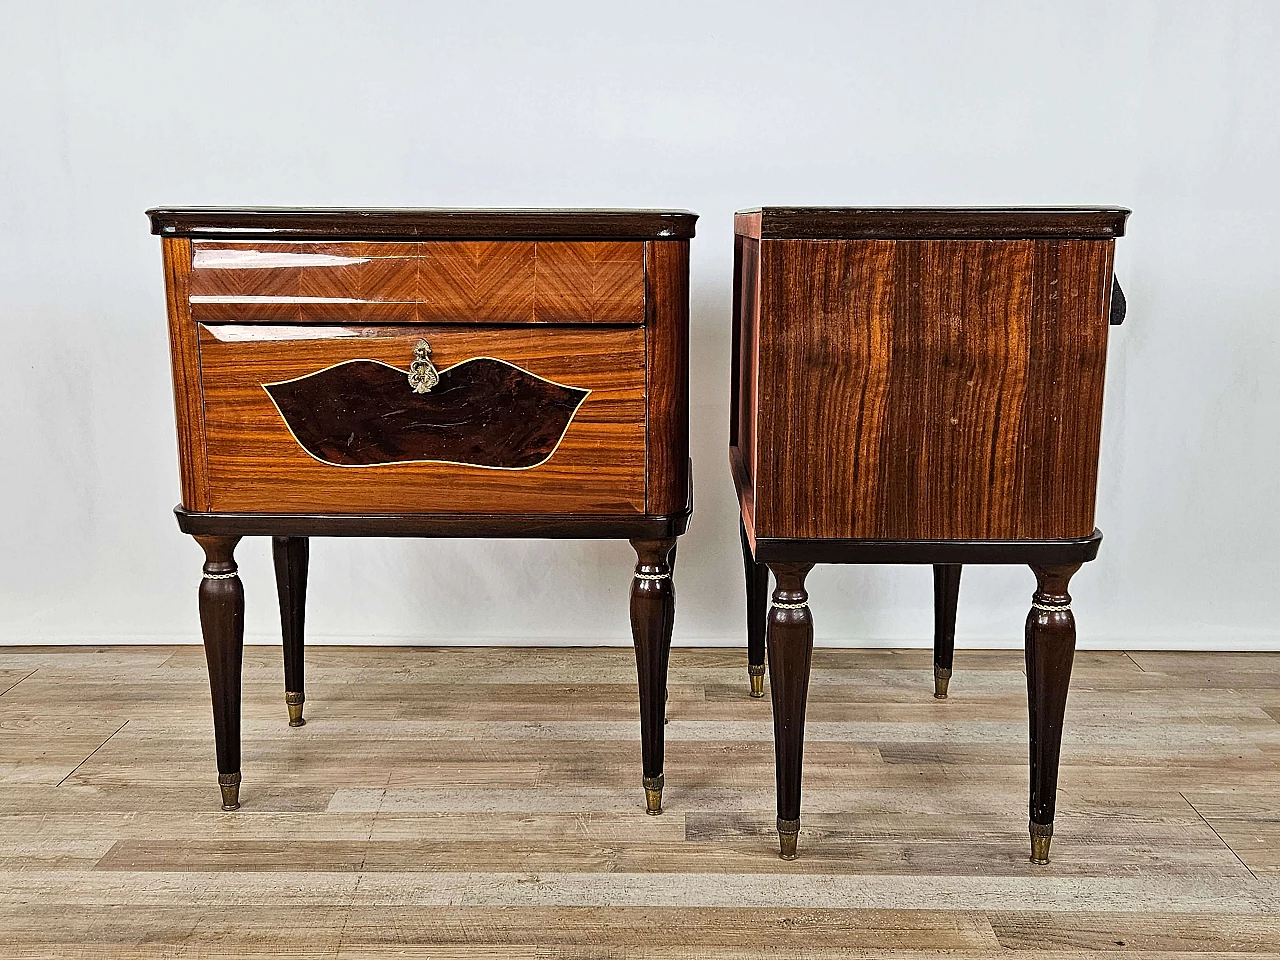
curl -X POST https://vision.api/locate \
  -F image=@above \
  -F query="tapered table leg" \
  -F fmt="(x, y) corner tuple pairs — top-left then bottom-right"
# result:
(195, 535), (245, 811)
(630, 537), (676, 815)
(1025, 563), (1080, 864)
(665, 542), (677, 723)
(765, 562), (814, 860)
(932, 564), (961, 698)
(741, 518), (769, 698)
(273, 536), (309, 727)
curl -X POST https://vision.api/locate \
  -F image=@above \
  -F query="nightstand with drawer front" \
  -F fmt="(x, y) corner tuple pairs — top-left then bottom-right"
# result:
(149, 207), (696, 814)
(731, 207), (1129, 863)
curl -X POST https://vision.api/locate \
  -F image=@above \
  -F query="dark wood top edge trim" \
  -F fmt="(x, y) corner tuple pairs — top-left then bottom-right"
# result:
(751, 530), (1102, 564)
(174, 506), (692, 539)
(149, 208), (698, 240)
(733, 207), (1128, 239)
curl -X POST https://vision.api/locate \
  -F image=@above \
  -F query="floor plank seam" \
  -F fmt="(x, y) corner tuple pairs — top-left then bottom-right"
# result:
(56, 719), (130, 789)
(1180, 790), (1259, 882)
(0, 668), (37, 700)
(338, 771), (390, 952)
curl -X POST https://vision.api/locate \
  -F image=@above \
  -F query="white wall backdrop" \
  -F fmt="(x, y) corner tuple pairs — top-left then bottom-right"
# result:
(2, 1), (1278, 650)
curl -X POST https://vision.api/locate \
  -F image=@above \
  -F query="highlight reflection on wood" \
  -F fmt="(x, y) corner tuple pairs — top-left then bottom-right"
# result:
(188, 240), (646, 324)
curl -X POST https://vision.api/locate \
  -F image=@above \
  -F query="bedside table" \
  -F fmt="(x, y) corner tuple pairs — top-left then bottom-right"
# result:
(730, 207), (1128, 862)
(150, 207), (696, 815)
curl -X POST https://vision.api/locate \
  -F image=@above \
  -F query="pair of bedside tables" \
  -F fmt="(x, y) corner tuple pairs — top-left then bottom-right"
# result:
(151, 205), (1127, 864)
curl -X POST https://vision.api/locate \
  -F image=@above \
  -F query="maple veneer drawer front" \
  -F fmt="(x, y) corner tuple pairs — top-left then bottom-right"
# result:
(188, 240), (646, 324)
(197, 324), (647, 515)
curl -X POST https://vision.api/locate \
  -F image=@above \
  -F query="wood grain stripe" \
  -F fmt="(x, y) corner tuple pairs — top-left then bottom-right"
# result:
(644, 241), (691, 515)
(160, 238), (210, 510)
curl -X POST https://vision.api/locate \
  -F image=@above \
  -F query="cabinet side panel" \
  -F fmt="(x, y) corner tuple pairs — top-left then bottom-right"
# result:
(758, 239), (1112, 540)
(162, 237), (210, 510)
(756, 239), (895, 538)
(872, 240), (1035, 538)
(729, 234), (743, 451)
(1013, 240), (1114, 537)
(735, 236), (761, 487)
(644, 241), (690, 515)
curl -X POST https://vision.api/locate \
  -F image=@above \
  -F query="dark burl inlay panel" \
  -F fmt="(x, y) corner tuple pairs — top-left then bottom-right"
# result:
(264, 358), (589, 469)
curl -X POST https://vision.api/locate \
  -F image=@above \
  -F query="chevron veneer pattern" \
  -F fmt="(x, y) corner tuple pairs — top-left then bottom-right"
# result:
(189, 240), (645, 324)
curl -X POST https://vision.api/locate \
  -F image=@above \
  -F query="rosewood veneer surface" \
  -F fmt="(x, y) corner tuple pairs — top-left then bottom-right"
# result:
(151, 207), (696, 818)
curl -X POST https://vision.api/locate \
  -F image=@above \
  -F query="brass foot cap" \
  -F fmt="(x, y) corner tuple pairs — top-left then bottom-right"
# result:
(1029, 820), (1053, 864)
(285, 691), (306, 727)
(644, 775), (664, 816)
(778, 817), (800, 860)
(218, 772), (241, 812)
(933, 667), (952, 700)
(749, 665), (766, 698)
(778, 832), (799, 860)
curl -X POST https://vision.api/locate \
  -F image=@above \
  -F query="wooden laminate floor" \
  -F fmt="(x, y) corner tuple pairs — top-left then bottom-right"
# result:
(1, 645), (1279, 957)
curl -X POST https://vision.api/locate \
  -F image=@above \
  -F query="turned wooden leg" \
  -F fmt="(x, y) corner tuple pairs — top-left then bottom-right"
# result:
(665, 541), (676, 723)
(766, 562), (814, 860)
(272, 536), (309, 727)
(195, 535), (245, 811)
(741, 518), (769, 698)
(630, 538), (676, 815)
(932, 564), (961, 699)
(1025, 563), (1080, 864)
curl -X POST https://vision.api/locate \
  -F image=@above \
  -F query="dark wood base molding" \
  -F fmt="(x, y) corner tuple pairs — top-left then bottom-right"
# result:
(751, 531), (1101, 565)
(174, 474), (692, 541)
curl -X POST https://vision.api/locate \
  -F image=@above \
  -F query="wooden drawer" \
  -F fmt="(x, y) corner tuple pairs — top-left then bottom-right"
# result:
(195, 324), (646, 514)
(188, 240), (646, 324)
